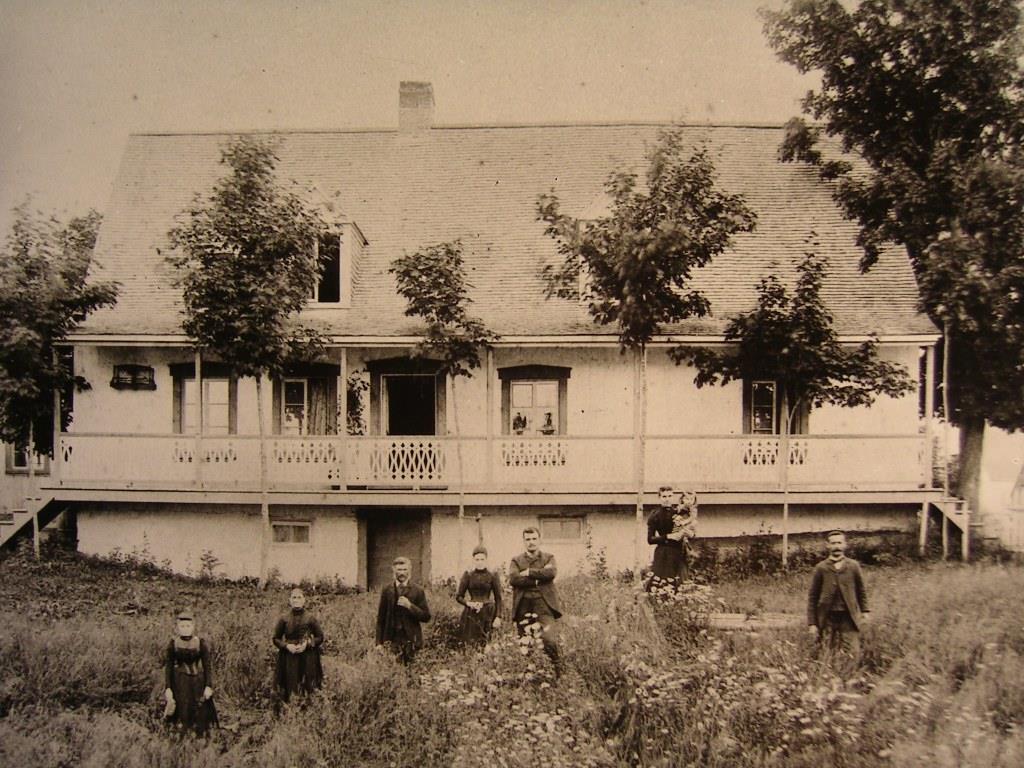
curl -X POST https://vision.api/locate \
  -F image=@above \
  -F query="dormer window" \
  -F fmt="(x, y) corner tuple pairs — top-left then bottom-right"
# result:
(312, 232), (342, 304)
(308, 223), (363, 307)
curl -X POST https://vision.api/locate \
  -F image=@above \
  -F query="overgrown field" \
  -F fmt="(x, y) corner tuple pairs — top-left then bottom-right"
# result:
(1, 546), (1023, 767)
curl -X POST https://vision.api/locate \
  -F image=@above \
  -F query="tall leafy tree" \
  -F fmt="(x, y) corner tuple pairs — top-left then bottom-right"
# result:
(167, 136), (328, 584)
(538, 128), (756, 577)
(0, 203), (118, 458)
(762, 0), (1024, 512)
(674, 239), (914, 562)
(391, 240), (498, 551)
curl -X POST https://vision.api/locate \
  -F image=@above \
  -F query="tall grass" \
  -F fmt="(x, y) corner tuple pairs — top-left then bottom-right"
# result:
(1, 548), (1023, 766)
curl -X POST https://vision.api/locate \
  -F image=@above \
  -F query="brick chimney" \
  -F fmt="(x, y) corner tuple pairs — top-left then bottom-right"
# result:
(399, 81), (434, 133)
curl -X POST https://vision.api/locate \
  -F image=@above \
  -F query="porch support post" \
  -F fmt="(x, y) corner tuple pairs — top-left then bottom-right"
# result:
(919, 501), (929, 556)
(924, 344), (936, 489)
(485, 347), (495, 487)
(53, 349), (62, 486)
(942, 508), (950, 560)
(961, 506), (970, 561)
(338, 347), (347, 485)
(633, 347), (644, 585)
(194, 350), (203, 489)
(28, 421), (38, 559)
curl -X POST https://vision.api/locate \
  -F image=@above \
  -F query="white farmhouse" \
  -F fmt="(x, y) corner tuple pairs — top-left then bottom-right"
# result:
(37, 83), (948, 585)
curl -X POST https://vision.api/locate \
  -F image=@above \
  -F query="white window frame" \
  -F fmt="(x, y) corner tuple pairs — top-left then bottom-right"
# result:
(281, 378), (308, 436)
(509, 379), (560, 436)
(271, 521), (312, 546)
(308, 229), (351, 307)
(182, 378), (231, 435)
(750, 380), (777, 435)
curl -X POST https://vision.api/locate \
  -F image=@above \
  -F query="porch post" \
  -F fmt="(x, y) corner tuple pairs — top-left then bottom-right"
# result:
(942, 510), (950, 560)
(52, 350), (62, 487)
(633, 347), (644, 584)
(28, 422), (38, 559)
(194, 350), (203, 489)
(338, 347), (347, 485)
(918, 501), (929, 556)
(780, 389), (790, 569)
(924, 344), (936, 489)
(485, 347), (495, 487)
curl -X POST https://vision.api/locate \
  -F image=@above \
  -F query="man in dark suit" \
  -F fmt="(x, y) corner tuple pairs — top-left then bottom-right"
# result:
(375, 556), (431, 664)
(510, 526), (564, 677)
(807, 530), (869, 669)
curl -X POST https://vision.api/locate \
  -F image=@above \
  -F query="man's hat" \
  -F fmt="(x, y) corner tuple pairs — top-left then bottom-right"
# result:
(176, 608), (195, 620)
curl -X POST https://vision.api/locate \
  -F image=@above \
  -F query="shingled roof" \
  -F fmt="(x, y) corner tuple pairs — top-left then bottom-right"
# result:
(79, 122), (936, 340)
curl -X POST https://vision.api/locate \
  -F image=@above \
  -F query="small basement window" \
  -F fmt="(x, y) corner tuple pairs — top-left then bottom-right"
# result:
(539, 516), (584, 541)
(272, 522), (311, 544)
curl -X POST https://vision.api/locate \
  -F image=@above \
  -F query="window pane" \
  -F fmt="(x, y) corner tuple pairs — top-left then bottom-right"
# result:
(206, 404), (230, 434)
(293, 525), (310, 544)
(182, 379), (197, 434)
(272, 525), (291, 543)
(283, 380), (306, 435)
(752, 381), (775, 407)
(511, 382), (533, 408)
(534, 381), (557, 407)
(206, 379), (229, 405)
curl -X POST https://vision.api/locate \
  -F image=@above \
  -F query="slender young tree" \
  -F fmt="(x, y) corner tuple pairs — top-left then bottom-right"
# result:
(167, 136), (328, 585)
(674, 238), (914, 564)
(537, 128), (756, 579)
(762, 0), (1024, 513)
(390, 240), (498, 557)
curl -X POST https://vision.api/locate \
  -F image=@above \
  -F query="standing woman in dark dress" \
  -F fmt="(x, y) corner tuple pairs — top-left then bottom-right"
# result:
(272, 588), (324, 704)
(455, 546), (503, 648)
(164, 608), (217, 736)
(647, 486), (694, 589)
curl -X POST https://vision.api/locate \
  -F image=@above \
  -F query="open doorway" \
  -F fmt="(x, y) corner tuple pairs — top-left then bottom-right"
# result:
(365, 508), (431, 589)
(383, 374), (437, 435)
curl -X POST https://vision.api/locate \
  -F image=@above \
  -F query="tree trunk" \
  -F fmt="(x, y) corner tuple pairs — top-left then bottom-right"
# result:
(256, 375), (270, 588)
(957, 414), (985, 516)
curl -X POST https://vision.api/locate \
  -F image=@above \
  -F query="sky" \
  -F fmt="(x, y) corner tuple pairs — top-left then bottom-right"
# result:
(0, 0), (815, 230)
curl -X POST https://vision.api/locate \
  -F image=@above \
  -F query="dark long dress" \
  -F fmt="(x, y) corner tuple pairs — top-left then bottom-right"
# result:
(456, 568), (503, 647)
(647, 507), (689, 585)
(273, 610), (324, 702)
(165, 636), (216, 736)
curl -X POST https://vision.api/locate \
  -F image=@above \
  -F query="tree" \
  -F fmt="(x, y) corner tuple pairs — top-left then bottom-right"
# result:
(390, 240), (498, 553)
(0, 203), (118, 457)
(762, 0), (1024, 513)
(673, 237), (914, 563)
(537, 129), (757, 578)
(167, 136), (329, 585)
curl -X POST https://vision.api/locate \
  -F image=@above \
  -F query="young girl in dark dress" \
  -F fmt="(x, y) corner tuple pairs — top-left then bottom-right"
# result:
(455, 546), (503, 648)
(272, 588), (324, 703)
(164, 608), (217, 736)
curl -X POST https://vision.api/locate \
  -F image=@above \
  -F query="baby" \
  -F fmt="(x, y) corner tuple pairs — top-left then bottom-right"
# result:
(666, 491), (698, 542)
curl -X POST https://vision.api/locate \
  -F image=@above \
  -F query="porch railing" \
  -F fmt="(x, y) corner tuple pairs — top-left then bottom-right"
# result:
(54, 433), (930, 493)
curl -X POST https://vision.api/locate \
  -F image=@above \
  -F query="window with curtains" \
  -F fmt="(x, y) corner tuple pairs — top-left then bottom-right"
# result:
(273, 364), (340, 435)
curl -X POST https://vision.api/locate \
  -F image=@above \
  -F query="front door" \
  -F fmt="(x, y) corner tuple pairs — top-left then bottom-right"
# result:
(384, 374), (436, 435)
(366, 508), (431, 589)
